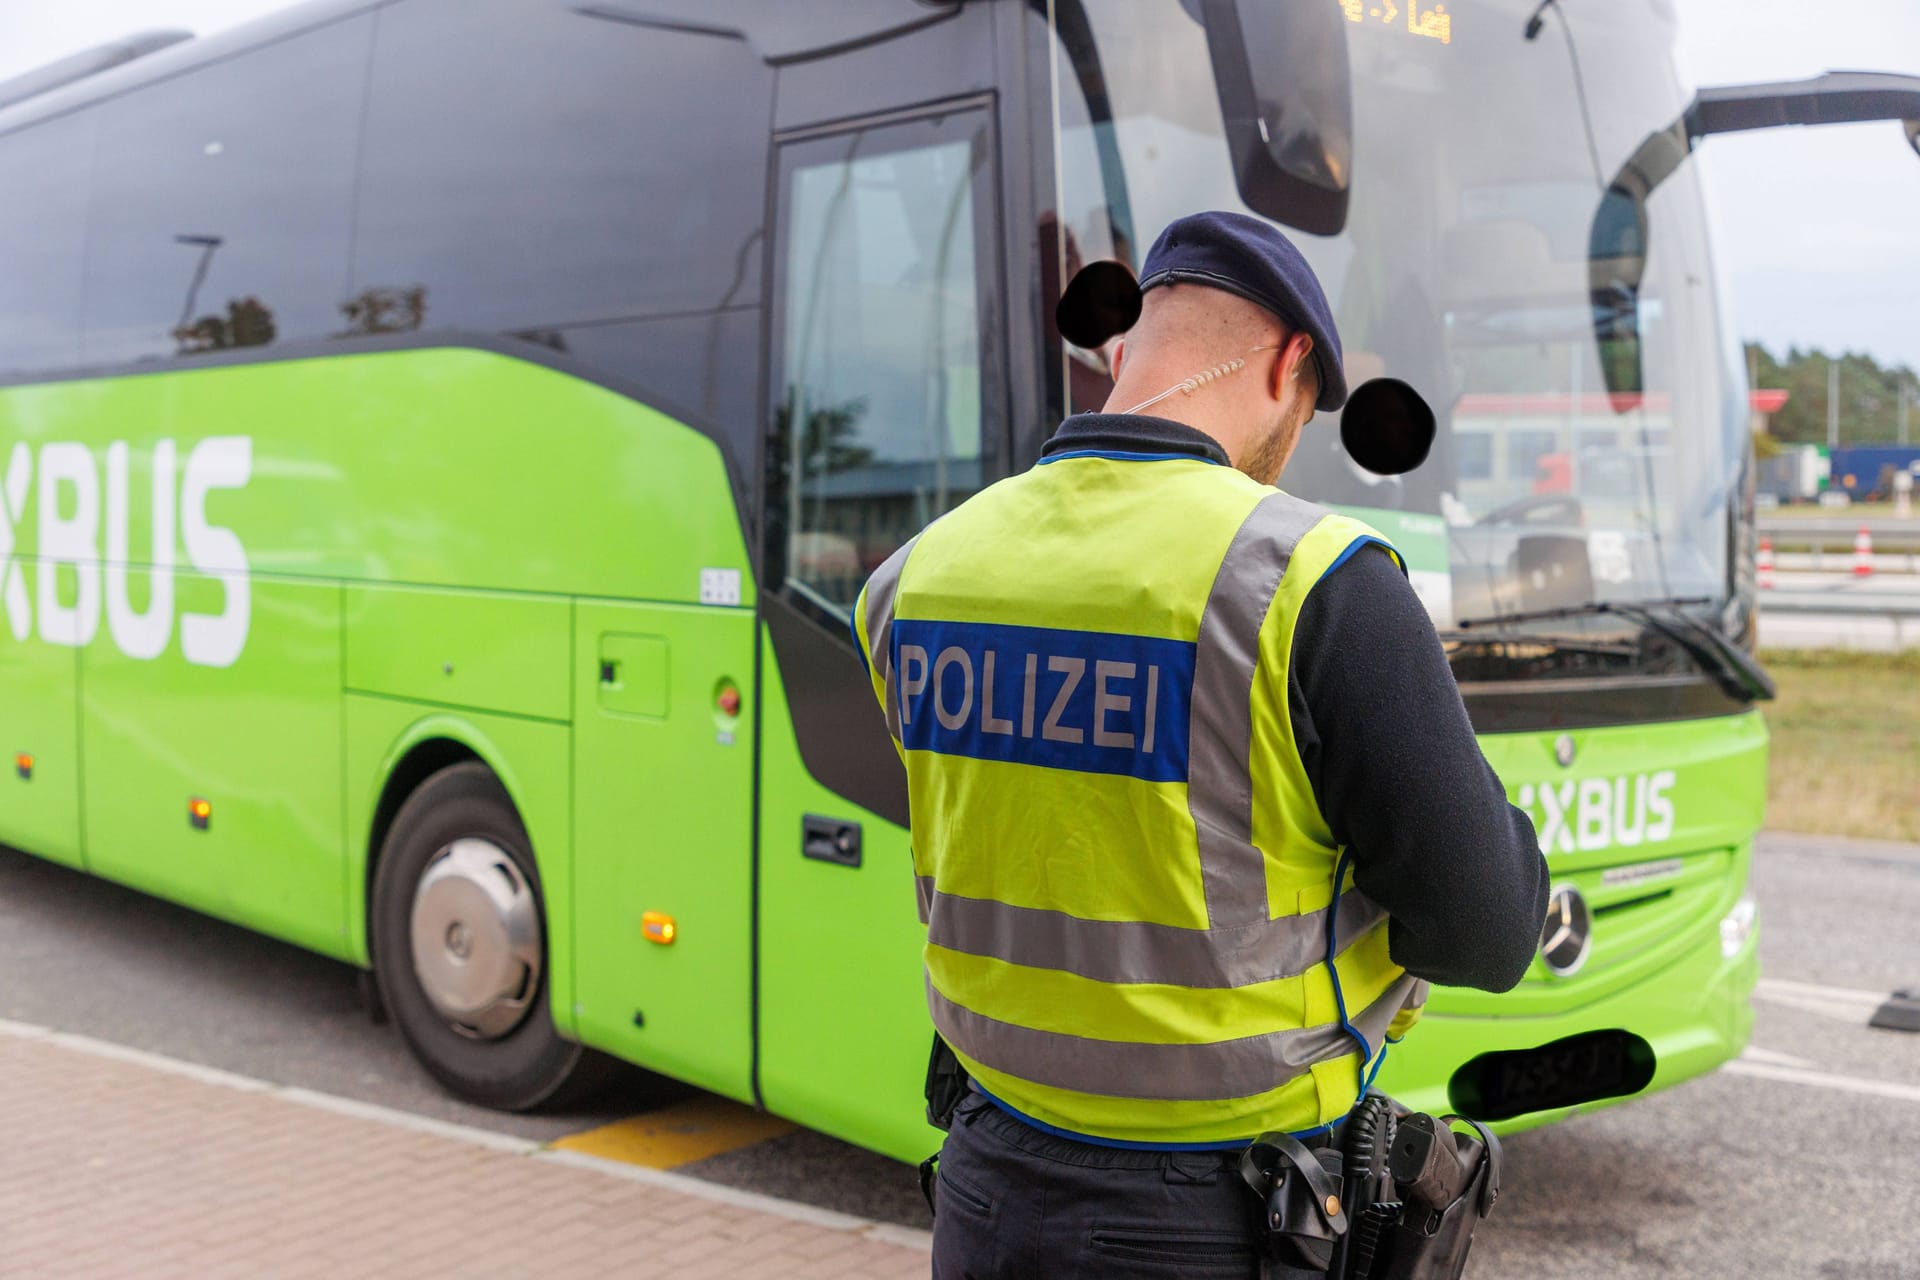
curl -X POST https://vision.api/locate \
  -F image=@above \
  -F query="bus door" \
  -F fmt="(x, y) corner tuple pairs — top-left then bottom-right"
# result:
(755, 18), (1011, 1156)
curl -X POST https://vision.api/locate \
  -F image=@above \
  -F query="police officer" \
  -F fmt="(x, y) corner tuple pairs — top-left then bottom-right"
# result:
(854, 212), (1548, 1277)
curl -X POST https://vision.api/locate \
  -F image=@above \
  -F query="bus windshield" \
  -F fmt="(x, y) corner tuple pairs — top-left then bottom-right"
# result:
(1048, 0), (1744, 651)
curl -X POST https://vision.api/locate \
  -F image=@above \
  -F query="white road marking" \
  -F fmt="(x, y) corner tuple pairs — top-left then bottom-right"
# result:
(1756, 831), (1920, 866)
(1738, 1046), (1816, 1070)
(1752, 994), (1873, 1023)
(1725, 1060), (1920, 1104)
(0, 1015), (933, 1252)
(1756, 978), (1888, 1005)
(1751, 978), (1889, 1023)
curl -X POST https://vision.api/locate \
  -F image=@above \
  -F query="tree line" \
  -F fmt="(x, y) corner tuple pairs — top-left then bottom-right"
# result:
(1748, 342), (1919, 447)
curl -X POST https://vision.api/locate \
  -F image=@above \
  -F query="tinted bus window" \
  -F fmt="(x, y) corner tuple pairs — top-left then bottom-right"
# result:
(352, 0), (771, 336)
(0, 114), (93, 378)
(770, 112), (994, 616)
(80, 18), (370, 367)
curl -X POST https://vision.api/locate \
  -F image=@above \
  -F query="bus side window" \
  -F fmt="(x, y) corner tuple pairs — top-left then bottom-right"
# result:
(0, 114), (91, 379)
(768, 109), (999, 623)
(80, 16), (369, 367)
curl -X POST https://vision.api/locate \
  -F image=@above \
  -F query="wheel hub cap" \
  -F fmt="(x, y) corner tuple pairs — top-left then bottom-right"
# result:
(409, 839), (542, 1039)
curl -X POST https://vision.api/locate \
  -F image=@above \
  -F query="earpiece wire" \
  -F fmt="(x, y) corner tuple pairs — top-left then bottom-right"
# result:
(1119, 343), (1291, 417)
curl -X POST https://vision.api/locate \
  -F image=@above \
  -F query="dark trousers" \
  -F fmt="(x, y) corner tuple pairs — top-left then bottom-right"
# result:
(930, 1093), (1321, 1279)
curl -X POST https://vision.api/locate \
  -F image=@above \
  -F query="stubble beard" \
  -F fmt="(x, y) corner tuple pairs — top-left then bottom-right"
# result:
(1236, 397), (1314, 487)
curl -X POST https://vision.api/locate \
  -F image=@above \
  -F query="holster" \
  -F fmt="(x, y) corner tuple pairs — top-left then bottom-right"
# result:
(1364, 1116), (1500, 1280)
(1238, 1102), (1502, 1280)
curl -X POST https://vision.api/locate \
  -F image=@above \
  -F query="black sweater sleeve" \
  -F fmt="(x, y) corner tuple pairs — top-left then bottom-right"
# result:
(1288, 546), (1549, 993)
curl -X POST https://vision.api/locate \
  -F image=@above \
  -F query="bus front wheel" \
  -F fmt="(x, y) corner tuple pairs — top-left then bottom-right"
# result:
(371, 761), (604, 1111)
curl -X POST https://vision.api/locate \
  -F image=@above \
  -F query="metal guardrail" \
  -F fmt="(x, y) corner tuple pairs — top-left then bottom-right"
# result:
(1780, 545), (1919, 572)
(1761, 596), (1920, 646)
(1758, 518), (1920, 562)
(1762, 598), (1920, 614)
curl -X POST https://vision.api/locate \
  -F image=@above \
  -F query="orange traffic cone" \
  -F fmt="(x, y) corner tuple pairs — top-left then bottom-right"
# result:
(1853, 526), (1875, 577)
(1757, 538), (1775, 590)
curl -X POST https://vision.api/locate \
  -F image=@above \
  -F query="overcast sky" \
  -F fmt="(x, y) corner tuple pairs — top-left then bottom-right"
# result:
(4, 0), (1919, 374)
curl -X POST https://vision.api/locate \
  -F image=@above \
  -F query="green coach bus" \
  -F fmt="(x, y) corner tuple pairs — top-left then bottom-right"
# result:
(3, 0), (1916, 1162)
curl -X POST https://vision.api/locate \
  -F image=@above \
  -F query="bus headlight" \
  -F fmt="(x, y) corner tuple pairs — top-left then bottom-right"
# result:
(1720, 895), (1757, 957)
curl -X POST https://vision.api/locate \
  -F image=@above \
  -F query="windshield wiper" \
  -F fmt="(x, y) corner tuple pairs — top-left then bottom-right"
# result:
(1455, 596), (1775, 703)
(1437, 631), (1640, 658)
(1455, 595), (1711, 632)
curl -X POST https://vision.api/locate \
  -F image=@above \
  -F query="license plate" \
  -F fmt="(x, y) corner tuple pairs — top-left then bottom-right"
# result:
(1449, 1029), (1655, 1122)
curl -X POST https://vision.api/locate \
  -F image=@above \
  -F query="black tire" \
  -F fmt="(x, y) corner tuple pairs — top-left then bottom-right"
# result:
(371, 761), (609, 1111)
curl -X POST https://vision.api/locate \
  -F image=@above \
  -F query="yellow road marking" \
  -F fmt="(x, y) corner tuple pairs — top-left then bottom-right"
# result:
(550, 1094), (796, 1169)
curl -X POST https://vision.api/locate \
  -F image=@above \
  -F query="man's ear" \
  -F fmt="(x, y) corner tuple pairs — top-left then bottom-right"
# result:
(1271, 332), (1314, 400)
(1108, 336), (1128, 383)
(1288, 332), (1316, 385)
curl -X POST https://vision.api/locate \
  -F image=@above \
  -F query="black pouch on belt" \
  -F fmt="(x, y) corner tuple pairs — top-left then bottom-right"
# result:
(917, 1034), (974, 1219)
(1238, 1131), (1349, 1273)
(924, 1033), (970, 1131)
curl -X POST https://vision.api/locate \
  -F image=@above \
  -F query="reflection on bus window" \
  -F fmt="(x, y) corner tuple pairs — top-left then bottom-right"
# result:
(80, 19), (367, 366)
(775, 118), (987, 616)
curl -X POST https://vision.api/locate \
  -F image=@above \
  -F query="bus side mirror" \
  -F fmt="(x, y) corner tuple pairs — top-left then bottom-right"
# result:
(1199, 0), (1353, 236)
(1589, 184), (1653, 408)
(1592, 71), (1920, 407)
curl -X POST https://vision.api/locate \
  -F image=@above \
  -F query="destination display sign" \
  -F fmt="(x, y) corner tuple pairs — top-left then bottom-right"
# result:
(1340, 0), (1454, 45)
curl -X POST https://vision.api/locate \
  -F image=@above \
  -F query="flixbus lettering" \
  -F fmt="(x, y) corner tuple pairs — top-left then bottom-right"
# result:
(1516, 771), (1677, 855)
(0, 437), (253, 667)
(891, 618), (1195, 783)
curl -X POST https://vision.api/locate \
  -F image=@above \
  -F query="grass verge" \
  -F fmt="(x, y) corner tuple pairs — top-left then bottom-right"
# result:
(1759, 648), (1920, 843)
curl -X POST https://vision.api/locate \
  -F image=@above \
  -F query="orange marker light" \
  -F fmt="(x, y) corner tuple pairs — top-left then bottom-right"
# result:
(716, 686), (741, 717)
(15, 753), (33, 780)
(641, 911), (677, 945)
(188, 797), (213, 830)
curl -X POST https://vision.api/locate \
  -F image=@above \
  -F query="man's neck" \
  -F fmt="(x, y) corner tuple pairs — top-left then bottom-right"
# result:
(1098, 387), (1242, 467)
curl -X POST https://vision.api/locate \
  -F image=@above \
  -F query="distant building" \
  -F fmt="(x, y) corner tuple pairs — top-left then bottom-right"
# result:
(1748, 388), (1789, 437)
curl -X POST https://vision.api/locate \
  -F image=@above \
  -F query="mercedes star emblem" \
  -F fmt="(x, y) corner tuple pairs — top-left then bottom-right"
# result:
(1540, 885), (1593, 977)
(1554, 734), (1577, 767)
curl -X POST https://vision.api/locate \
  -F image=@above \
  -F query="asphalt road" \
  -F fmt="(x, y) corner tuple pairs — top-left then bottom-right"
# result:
(3, 831), (1918, 1275)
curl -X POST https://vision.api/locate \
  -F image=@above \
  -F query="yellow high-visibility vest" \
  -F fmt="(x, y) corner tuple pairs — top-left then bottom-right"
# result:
(855, 447), (1428, 1146)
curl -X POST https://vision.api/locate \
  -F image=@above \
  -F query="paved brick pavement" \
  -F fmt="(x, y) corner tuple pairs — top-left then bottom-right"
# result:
(0, 1029), (929, 1278)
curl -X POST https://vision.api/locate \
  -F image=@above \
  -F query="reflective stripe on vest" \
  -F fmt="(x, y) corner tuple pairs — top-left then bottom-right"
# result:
(856, 456), (1416, 1144)
(1189, 494), (1327, 928)
(916, 875), (1385, 987)
(856, 534), (918, 749)
(927, 971), (1422, 1102)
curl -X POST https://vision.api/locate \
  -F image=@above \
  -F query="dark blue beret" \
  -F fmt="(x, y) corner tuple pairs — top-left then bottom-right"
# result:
(1138, 211), (1348, 412)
